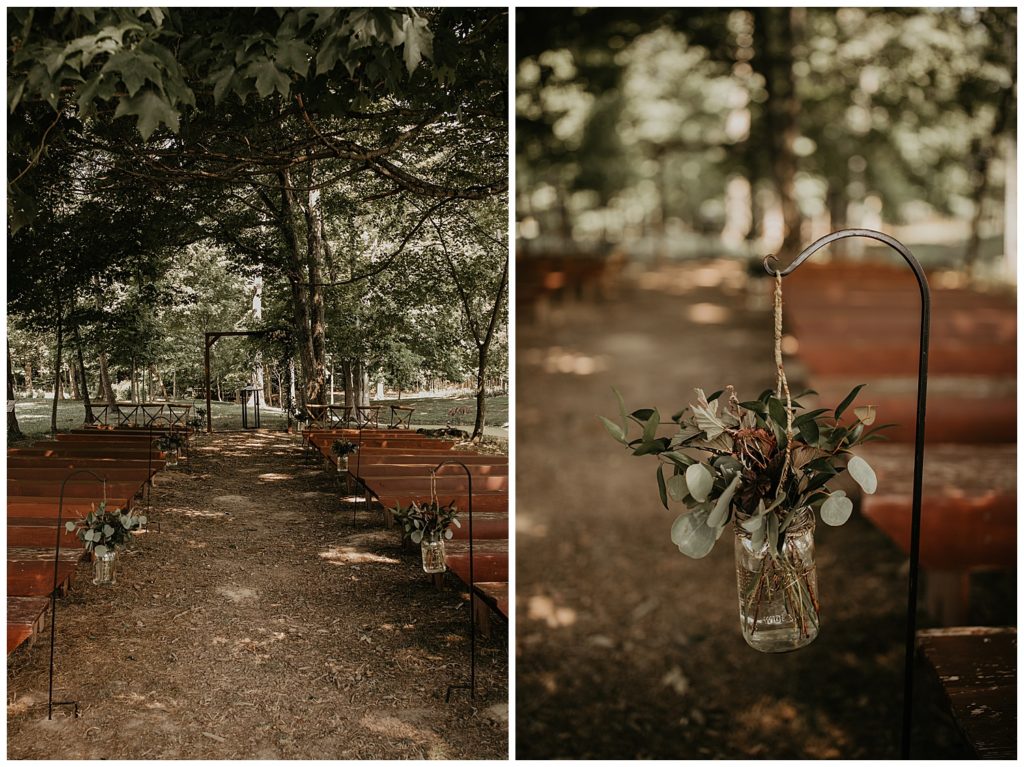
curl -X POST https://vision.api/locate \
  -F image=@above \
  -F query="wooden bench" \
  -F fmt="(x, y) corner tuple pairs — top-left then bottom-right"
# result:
(8, 517), (82, 548)
(857, 444), (1015, 625)
(8, 479), (148, 500)
(8, 548), (82, 597)
(376, 494), (508, 515)
(918, 627), (1016, 759)
(473, 581), (510, 638)
(356, 464), (508, 479)
(8, 597), (50, 654)
(7, 495), (135, 518)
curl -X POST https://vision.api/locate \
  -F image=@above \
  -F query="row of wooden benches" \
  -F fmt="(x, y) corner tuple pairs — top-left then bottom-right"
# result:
(7, 427), (182, 654)
(304, 428), (510, 632)
(781, 261), (1016, 758)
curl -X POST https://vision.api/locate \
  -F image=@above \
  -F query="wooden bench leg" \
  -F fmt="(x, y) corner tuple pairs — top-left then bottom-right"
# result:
(924, 570), (971, 626)
(473, 597), (491, 640)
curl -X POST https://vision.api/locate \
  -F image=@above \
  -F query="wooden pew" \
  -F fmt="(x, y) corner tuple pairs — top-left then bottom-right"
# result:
(7, 495), (135, 519)
(8, 479), (147, 499)
(8, 597), (50, 654)
(8, 548), (82, 598)
(376, 494), (508, 514)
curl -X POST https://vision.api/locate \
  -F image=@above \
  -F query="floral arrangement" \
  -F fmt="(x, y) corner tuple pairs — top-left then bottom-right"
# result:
(65, 501), (147, 556)
(330, 440), (359, 456)
(391, 499), (461, 544)
(156, 433), (184, 452)
(603, 384), (889, 648)
(602, 384), (886, 556)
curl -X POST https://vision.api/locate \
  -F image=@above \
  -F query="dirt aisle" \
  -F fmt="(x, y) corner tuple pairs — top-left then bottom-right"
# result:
(7, 431), (507, 759)
(516, 262), (915, 759)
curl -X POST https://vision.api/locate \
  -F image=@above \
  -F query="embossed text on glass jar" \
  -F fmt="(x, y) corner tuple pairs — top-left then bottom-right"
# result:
(734, 507), (819, 652)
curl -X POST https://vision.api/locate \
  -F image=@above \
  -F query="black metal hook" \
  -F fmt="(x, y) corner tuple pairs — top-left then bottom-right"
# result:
(433, 459), (476, 702)
(766, 227), (929, 759)
(50, 468), (109, 720)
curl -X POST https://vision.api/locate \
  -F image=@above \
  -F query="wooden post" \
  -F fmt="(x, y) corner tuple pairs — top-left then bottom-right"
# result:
(204, 334), (212, 433)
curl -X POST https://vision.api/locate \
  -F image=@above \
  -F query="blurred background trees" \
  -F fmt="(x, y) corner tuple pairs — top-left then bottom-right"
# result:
(516, 7), (1016, 279)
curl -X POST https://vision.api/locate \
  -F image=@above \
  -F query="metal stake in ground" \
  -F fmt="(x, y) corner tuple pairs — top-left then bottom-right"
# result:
(50, 468), (109, 719)
(433, 459), (476, 701)
(764, 228), (930, 759)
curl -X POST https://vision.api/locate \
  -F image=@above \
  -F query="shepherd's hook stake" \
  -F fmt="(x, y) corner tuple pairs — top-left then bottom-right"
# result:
(765, 228), (929, 759)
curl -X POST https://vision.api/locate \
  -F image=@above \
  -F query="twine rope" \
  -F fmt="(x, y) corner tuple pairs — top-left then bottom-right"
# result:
(773, 269), (794, 495)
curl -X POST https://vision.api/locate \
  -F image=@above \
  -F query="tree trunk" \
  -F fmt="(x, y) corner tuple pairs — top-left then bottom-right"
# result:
(172, 370), (177, 400)
(753, 8), (803, 260)
(149, 364), (168, 399)
(305, 183), (328, 406)
(7, 341), (23, 439)
(288, 358), (296, 412)
(73, 325), (93, 424)
(98, 352), (117, 405)
(50, 314), (63, 433)
(277, 169), (320, 408)
(25, 362), (33, 397)
(342, 361), (353, 409)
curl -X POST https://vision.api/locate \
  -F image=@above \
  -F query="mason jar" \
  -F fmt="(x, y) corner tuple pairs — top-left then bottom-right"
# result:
(734, 507), (819, 652)
(420, 530), (447, 574)
(92, 549), (118, 586)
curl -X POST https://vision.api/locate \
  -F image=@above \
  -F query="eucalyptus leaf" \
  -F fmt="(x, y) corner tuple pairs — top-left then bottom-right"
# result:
(707, 473), (741, 528)
(821, 493), (854, 525)
(411, 530), (423, 544)
(766, 512), (779, 557)
(65, 521), (76, 532)
(598, 416), (626, 444)
(94, 544), (108, 556)
(666, 473), (689, 502)
(444, 529), (453, 540)
(642, 409), (660, 443)
(612, 386), (627, 431)
(656, 464), (668, 509)
(685, 463), (714, 502)
(834, 383), (866, 419)
(671, 509), (717, 559)
(740, 514), (765, 533)
(847, 455), (877, 494)
(854, 405), (876, 425)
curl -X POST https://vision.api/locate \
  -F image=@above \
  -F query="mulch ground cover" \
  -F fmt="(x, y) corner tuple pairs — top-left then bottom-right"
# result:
(7, 431), (507, 759)
(515, 260), (986, 759)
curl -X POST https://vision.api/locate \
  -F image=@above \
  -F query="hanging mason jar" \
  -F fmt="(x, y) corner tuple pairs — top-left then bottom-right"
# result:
(165, 448), (179, 467)
(420, 530), (446, 574)
(337, 455), (348, 472)
(92, 549), (118, 586)
(734, 507), (819, 652)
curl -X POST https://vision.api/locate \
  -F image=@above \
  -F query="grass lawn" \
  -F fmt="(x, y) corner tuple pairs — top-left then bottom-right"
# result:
(9, 393), (508, 440)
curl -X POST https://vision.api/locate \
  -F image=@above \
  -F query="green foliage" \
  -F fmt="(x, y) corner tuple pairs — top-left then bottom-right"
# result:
(65, 500), (146, 556)
(330, 440), (358, 456)
(391, 499), (461, 544)
(604, 384), (887, 559)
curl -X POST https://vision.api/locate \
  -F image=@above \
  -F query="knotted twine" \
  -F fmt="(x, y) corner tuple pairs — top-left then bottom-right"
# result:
(773, 269), (794, 496)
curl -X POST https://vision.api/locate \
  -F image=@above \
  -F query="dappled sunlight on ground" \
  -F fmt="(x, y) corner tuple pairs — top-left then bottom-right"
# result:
(526, 594), (577, 629)
(735, 696), (849, 759)
(257, 472), (295, 482)
(516, 513), (548, 538)
(320, 545), (400, 566)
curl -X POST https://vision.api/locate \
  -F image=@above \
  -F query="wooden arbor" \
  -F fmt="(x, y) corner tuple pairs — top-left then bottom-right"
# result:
(203, 330), (289, 433)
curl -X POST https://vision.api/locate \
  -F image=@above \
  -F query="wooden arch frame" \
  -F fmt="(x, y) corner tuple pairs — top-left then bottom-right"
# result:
(203, 329), (288, 433)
